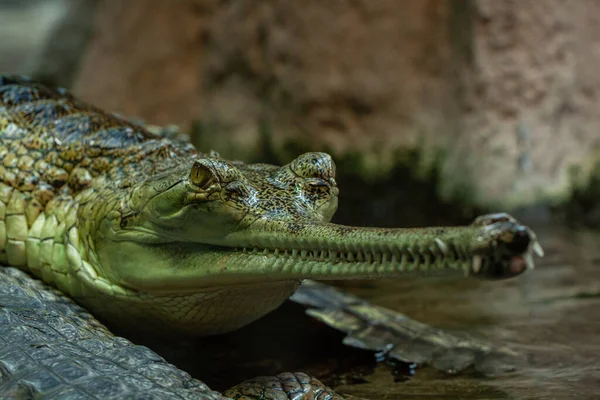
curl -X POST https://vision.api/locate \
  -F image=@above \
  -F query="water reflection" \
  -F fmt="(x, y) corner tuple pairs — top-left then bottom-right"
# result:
(331, 224), (600, 399)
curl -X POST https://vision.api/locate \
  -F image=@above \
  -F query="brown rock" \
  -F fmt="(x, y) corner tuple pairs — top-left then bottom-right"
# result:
(70, 0), (600, 210)
(32, 0), (100, 88)
(73, 0), (212, 127)
(449, 0), (600, 208)
(199, 0), (458, 172)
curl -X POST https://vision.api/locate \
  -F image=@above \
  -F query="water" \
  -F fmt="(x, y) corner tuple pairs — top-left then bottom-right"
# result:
(329, 224), (600, 399)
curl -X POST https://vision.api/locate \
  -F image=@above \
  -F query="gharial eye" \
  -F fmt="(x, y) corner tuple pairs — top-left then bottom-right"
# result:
(190, 162), (216, 189)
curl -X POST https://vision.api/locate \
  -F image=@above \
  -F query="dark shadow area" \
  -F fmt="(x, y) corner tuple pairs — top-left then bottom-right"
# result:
(332, 161), (478, 229)
(114, 301), (380, 392)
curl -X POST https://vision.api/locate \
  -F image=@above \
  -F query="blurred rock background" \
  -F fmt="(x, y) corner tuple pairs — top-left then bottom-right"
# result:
(3, 0), (600, 227)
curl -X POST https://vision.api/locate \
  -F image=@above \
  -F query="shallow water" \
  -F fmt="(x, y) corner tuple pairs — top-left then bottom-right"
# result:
(141, 224), (600, 399)
(329, 224), (600, 399)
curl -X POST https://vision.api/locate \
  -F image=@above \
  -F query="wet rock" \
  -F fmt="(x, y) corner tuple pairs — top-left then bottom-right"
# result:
(68, 0), (600, 210)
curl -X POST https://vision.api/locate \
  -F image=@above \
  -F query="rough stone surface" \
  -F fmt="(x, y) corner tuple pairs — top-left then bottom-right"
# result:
(32, 0), (100, 88)
(74, 0), (212, 127)
(0, 0), (69, 75)
(70, 0), (600, 209)
(448, 0), (600, 208)
(197, 0), (458, 175)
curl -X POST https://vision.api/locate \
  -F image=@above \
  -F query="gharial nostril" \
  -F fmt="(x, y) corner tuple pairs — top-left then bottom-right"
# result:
(506, 226), (531, 254)
(289, 152), (336, 180)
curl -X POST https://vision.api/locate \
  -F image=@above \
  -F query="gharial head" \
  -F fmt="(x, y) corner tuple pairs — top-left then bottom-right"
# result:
(95, 150), (544, 288)
(93, 151), (343, 295)
(114, 151), (340, 242)
(88, 150), (543, 335)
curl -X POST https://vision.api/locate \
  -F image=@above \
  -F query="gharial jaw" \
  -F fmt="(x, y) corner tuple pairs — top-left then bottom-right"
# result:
(83, 210), (543, 336)
(97, 210), (544, 291)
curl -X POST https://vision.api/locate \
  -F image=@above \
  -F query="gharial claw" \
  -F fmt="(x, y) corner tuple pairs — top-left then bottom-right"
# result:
(469, 213), (544, 280)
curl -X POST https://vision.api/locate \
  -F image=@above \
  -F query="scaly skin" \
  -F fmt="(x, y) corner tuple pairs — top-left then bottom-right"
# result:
(0, 75), (544, 339)
(0, 265), (338, 399)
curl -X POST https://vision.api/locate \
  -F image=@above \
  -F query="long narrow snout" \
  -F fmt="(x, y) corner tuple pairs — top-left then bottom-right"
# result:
(192, 213), (544, 286)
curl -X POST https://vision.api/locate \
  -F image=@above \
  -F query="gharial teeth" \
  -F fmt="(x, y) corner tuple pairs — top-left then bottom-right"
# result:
(434, 238), (448, 255)
(524, 252), (535, 270)
(472, 255), (483, 274)
(533, 241), (545, 257)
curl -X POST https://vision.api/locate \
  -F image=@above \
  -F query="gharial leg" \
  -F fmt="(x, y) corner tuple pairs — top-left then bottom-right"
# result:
(223, 373), (341, 400)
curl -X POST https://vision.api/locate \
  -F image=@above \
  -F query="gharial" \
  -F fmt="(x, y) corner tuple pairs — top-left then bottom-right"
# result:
(0, 75), (544, 399)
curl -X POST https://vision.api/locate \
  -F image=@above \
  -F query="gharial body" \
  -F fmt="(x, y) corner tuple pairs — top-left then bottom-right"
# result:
(0, 75), (543, 399)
